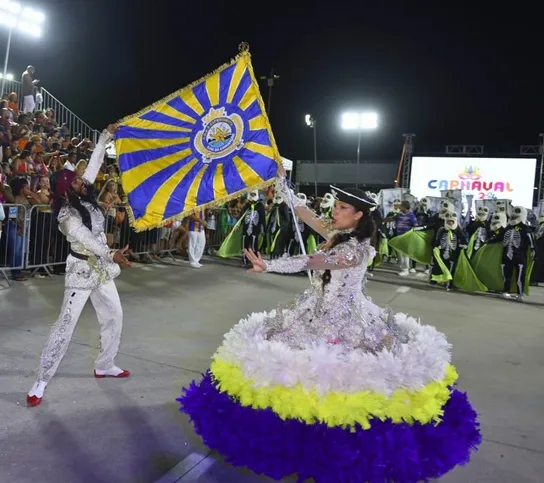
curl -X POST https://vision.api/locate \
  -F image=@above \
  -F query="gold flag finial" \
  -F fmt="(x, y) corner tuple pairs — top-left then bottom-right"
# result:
(238, 41), (250, 53)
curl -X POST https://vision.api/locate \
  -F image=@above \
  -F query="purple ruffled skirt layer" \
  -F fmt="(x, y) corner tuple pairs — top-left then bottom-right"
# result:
(178, 371), (481, 483)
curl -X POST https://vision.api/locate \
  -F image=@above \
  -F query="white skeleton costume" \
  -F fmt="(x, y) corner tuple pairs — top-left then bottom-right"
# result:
(320, 193), (334, 218)
(241, 190), (266, 264)
(266, 191), (291, 258)
(467, 207), (490, 254)
(414, 197), (432, 226)
(431, 212), (466, 290)
(27, 129), (129, 407)
(385, 198), (401, 238)
(495, 200), (509, 216)
(287, 193), (310, 255)
(488, 206), (535, 299)
(364, 191), (384, 272)
(489, 212), (507, 233)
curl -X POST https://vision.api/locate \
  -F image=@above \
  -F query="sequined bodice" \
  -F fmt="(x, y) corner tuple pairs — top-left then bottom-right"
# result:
(264, 239), (407, 353)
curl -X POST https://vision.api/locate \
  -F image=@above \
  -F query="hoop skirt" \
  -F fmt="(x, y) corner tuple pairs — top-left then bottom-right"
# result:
(178, 238), (481, 482)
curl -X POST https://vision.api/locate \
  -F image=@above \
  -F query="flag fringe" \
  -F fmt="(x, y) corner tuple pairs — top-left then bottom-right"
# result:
(117, 43), (285, 231)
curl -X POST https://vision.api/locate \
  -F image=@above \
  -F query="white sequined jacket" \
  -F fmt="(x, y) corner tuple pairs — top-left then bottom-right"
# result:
(58, 130), (120, 290)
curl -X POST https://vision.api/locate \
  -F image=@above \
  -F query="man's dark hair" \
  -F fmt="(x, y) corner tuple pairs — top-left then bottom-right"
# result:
(10, 176), (29, 197)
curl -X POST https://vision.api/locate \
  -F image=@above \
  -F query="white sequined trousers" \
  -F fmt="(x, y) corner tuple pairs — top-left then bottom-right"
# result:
(36, 280), (123, 383)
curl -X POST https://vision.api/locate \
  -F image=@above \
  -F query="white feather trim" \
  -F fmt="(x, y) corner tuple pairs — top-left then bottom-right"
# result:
(214, 311), (452, 397)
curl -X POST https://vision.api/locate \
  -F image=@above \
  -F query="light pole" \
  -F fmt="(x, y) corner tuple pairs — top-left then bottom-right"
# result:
(305, 114), (318, 197)
(341, 112), (378, 188)
(259, 68), (280, 117)
(0, 1), (44, 95)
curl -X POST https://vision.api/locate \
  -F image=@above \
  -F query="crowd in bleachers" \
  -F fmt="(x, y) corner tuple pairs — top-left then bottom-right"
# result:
(0, 92), (267, 281)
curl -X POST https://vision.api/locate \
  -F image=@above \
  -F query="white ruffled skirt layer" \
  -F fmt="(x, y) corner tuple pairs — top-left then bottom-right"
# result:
(215, 310), (452, 396)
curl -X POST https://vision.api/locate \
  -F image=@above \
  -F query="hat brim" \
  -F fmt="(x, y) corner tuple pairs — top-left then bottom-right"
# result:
(330, 186), (377, 208)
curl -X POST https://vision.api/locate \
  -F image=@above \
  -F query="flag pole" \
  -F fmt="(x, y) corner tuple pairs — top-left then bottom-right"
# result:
(279, 176), (313, 284)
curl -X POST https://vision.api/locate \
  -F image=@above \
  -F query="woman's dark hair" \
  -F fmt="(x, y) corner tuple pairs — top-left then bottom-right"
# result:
(321, 204), (375, 287)
(65, 188), (98, 231)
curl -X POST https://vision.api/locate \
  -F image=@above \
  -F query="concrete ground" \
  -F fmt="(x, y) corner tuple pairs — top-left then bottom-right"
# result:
(0, 258), (543, 483)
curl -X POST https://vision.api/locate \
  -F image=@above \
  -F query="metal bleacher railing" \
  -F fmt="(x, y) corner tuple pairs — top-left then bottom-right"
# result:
(1, 77), (99, 143)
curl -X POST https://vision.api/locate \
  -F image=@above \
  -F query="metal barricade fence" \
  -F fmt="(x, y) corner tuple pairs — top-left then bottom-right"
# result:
(0, 203), (28, 285)
(207, 207), (232, 249)
(109, 206), (231, 260)
(25, 204), (70, 276)
(0, 204), (235, 286)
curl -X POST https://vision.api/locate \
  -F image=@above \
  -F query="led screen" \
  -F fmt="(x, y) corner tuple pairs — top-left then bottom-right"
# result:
(409, 157), (537, 208)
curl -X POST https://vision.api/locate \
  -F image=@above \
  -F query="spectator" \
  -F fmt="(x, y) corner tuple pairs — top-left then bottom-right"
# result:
(75, 159), (87, 177)
(0, 196), (4, 243)
(187, 210), (206, 269)
(396, 200), (417, 277)
(21, 65), (39, 114)
(7, 92), (18, 115)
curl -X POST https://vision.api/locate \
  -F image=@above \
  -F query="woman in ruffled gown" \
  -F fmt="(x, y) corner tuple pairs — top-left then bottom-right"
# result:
(179, 183), (481, 483)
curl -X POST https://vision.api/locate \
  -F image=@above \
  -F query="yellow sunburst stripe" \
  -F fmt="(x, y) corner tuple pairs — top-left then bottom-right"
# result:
(210, 358), (459, 428)
(248, 116), (268, 131)
(233, 155), (264, 186)
(212, 163), (228, 200)
(121, 148), (193, 194)
(227, 61), (247, 103)
(158, 104), (197, 125)
(122, 118), (192, 133)
(205, 75), (220, 107)
(238, 82), (255, 111)
(244, 141), (275, 160)
(137, 158), (199, 228)
(182, 165), (208, 213)
(183, 89), (204, 116)
(116, 137), (189, 156)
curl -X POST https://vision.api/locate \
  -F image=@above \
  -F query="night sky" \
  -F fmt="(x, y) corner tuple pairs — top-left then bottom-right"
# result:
(5, 1), (544, 162)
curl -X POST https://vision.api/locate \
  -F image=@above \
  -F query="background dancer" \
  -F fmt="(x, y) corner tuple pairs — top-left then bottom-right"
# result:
(27, 125), (132, 408)
(487, 206), (535, 300)
(240, 190), (265, 265)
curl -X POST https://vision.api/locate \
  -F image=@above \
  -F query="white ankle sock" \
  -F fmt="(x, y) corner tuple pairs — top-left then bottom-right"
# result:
(95, 366), (125, 376)
(28, 380), (48, 398)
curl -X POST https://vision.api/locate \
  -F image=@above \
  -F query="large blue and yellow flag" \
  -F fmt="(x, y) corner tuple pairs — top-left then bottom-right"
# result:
(115, 48), (282, 231)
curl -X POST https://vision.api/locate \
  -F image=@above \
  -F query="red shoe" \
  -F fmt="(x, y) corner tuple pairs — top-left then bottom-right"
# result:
(94, 369), (131, 379)
(26, 395), (42, 407)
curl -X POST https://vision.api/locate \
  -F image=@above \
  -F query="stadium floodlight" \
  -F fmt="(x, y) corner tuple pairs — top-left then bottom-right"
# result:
(341, 111), (378, 130)
(341, 111), (378, 187)
(0, 1), (45, 93)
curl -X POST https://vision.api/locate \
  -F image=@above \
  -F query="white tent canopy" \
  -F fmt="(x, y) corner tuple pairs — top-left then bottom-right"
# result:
(281, 157), (293, 171)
